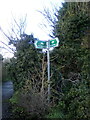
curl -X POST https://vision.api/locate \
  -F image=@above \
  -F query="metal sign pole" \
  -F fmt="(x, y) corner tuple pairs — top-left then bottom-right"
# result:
(34, 38), (59, 103)
(47, 41), (50, 102)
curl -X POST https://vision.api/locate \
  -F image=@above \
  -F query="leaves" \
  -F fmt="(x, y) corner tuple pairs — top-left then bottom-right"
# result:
(46, 2), (90, 119)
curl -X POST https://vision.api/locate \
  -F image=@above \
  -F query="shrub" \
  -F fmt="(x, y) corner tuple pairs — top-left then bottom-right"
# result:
(10, 86), (49, 119)
(46, 80), (90, 119)
(19, 88), (49, 118)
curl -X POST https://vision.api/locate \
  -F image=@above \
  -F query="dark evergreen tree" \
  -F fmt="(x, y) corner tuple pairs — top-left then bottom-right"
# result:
(46, 2), (90, 119)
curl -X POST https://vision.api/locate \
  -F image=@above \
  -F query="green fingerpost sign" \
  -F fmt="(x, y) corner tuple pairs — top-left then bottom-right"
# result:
(50, 38), (59, 47)
(34, 38), (59, 49)
(34, 40), (47, 49)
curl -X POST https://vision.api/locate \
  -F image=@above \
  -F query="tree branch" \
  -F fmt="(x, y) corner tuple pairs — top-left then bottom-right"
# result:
(0, 41), (15, 52)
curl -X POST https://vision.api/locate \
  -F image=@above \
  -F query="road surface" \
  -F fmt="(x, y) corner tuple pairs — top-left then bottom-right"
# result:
(2, 81), (14, 119)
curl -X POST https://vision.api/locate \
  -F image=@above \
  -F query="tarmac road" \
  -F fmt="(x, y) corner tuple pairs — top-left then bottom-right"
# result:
(2, 81), (14, 119)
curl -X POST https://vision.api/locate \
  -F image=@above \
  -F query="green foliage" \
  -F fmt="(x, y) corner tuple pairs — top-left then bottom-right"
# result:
(64, 83), (90, 118)
(46, 82), (90, 119)
(51, 2), (90, 81)
(8, 34), (44, 90)
(10, 87), (49, 119)
(10, 91), (19, 104)
(45, 101), (65, 119)
(54, 2), (89, 42)
(9, 34), (49, 118)
(46, 110), (64, 119)
(46, 2), (90, 119)
(10, 90), (28, 118)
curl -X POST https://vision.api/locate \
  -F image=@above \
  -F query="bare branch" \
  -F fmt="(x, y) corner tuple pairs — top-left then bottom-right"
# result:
(0, 41), (15, 52)
(0, 46), (14, 54)
(0, 27), (12, 41)
(0, 14), (27, 54)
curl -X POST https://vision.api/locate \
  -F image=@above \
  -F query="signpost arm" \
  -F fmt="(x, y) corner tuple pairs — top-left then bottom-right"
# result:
(47, 41), (50, 102)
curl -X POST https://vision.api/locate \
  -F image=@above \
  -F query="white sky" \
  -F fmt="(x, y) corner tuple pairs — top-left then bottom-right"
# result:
(0, 0), (64, 58)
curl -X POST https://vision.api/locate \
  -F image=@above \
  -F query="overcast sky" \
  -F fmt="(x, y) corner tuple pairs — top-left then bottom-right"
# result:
(0, 0), (64, 58)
